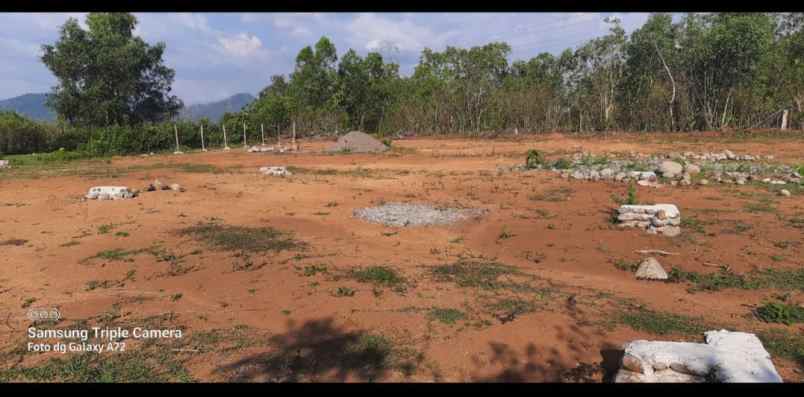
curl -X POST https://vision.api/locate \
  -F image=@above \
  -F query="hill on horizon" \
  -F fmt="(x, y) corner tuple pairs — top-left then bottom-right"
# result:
(0, 93), (56, 122)
(179, 93), (255, 123)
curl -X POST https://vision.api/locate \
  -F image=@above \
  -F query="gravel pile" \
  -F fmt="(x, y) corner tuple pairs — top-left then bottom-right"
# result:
(354, 202), (485, 227)
(328, 131), (389, 153)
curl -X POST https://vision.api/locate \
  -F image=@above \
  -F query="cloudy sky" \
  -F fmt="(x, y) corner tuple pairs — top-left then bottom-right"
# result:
(0, 12), (652, 105)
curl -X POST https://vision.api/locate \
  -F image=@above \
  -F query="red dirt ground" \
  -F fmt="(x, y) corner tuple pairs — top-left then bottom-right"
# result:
(1, 132), (802, 382)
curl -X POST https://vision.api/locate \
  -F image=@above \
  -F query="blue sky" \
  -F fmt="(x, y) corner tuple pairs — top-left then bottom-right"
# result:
(0, 12), (652, 105)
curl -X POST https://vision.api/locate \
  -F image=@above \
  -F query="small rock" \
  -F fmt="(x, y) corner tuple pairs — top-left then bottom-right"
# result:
(684, 164), (701, 175)
(779, 189), (791, 197)
(698, 179), (709, 185)
(0, 160), (10, 169)
(621, 354), (646, 374)
(635, 257), (668, 280)
(658, 225), (682, 237)
(169, 183), (184, 192)
(153, 179), (164, 190)
(658, 161), (684, 179)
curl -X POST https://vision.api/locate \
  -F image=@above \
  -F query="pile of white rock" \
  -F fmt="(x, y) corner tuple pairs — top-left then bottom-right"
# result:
(85, 186), (138, 200)
(259, 166), (292, 177)
(615, 330), (783, 383)
(617, 204), (681, 237)
(0, 160), (9, 169)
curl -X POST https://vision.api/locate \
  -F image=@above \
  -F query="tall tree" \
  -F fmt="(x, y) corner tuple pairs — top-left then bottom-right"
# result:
(41, 13), (182, 126)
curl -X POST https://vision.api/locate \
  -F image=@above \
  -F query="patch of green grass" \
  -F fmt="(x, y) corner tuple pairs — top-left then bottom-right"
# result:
(179, 223), (306, 253)
(334, 287), (356, 297)
(0, 351), (192, 383)
(755, 302), (804, 325)
(789, 216), (804, 229)
(170, 293), (183, 302)
(349, 266), (405, 287)
(431, 260), (528, 291)
(497, 227), (515, 241)
(529, 186), (574, 202)
(115, 231), (129, 238)
(758, 330), (804, 369)
(488, 299), (536, 316)
(744, 198), (777, 214)
(21, 298), (36, 309)
(613, 259), (639, 273)
(97, 223), (116, 235)
(83, 248), (146, 263)
(303, 264), (328, 277)
(668, 267), (757, 292)
(552, 157), (573, 170)
(427, 308), (466, 325)
(176, 163), (222, 173)
(619, 308), (708, 336)
(60, 240), (80, 247)
(669, 267), (804, 292)
(681, 216), (706, 234)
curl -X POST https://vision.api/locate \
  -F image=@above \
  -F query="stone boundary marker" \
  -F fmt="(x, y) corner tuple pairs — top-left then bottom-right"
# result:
(617, 204), (681, 236)
(85, 186), (137, 200)
(259, 166), (292, 177)
(615, 330), (783, 383)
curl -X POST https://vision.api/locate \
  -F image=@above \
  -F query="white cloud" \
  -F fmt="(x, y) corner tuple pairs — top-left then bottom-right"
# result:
(346, 13), (458, 54)
(217, 33), (264, 58)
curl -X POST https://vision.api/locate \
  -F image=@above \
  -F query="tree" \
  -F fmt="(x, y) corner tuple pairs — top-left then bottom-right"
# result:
(41, 13), (182, 126)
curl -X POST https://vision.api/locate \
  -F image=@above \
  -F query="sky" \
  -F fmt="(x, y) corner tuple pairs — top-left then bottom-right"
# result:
(0, 12), (652, 105)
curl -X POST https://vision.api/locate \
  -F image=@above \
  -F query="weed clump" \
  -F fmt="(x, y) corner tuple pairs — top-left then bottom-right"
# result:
(525, 149), (545, 169)
(179, 223), (306, 253)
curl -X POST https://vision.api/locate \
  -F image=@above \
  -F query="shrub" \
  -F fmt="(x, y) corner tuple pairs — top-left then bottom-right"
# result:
(525, 149), (545, 169)
(552, 157), (573, 169)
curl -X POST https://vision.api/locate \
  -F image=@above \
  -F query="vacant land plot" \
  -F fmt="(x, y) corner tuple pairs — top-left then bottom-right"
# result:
(0, 132), (802, 382)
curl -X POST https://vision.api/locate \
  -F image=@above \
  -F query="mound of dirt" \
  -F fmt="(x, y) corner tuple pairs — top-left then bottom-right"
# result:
(327, 131), (389, 153)
(354, 202), (486, 227)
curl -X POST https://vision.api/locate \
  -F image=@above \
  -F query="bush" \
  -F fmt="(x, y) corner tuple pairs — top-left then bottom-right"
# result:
(552, 157), (573, 169)
(0, 112), (49, 155)
(525, 149), (545, 169)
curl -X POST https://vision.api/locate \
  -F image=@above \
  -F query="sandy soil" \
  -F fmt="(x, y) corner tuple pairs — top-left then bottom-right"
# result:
(0, 132), (802, 382)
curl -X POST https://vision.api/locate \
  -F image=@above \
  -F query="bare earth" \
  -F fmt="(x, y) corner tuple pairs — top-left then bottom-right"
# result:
(1, 132), (802, 382)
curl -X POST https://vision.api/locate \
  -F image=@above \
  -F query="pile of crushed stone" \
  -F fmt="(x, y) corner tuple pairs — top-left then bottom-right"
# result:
(327, 131), (389, 153)
(353, 202), (486, 227)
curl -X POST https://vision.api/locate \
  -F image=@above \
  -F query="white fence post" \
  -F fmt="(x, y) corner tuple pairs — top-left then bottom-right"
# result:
(173, 124), (183, 154)
(223, 124), (230, 150)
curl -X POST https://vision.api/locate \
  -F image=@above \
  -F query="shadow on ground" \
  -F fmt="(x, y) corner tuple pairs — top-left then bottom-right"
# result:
(213, 317), (422, 382)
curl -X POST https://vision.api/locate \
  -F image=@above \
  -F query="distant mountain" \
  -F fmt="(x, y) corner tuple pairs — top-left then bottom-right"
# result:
(179, 93), (255, 122)
(0, 93), (56, 122)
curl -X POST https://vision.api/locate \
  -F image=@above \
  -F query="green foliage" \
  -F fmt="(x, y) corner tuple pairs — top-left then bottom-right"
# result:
(428, 308), (466, 325)
(5, 12), (802, 158)
(755, 302), (804, 325)
(349, 266), (405, 287)
(669, 267), (804, 292)
(179, 223), (306, 253)
(41, 13), (181, 126)
(552, 157), (573, 169)
(619, 308), (708, 336)
(525, 149), (545, 169)
(626, 183), (638, 205)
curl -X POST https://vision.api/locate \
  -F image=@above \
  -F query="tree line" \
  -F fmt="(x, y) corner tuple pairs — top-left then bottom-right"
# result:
(239, 13), (804, 136)
(1, 12), (803, 156)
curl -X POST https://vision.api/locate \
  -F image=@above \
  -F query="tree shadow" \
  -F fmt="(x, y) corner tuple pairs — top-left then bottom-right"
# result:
(470, 312), (623, 383)
(213, 317), (420, 382)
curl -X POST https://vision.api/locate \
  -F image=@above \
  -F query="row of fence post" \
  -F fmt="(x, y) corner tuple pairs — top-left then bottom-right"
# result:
(172, 122), (294, 153)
